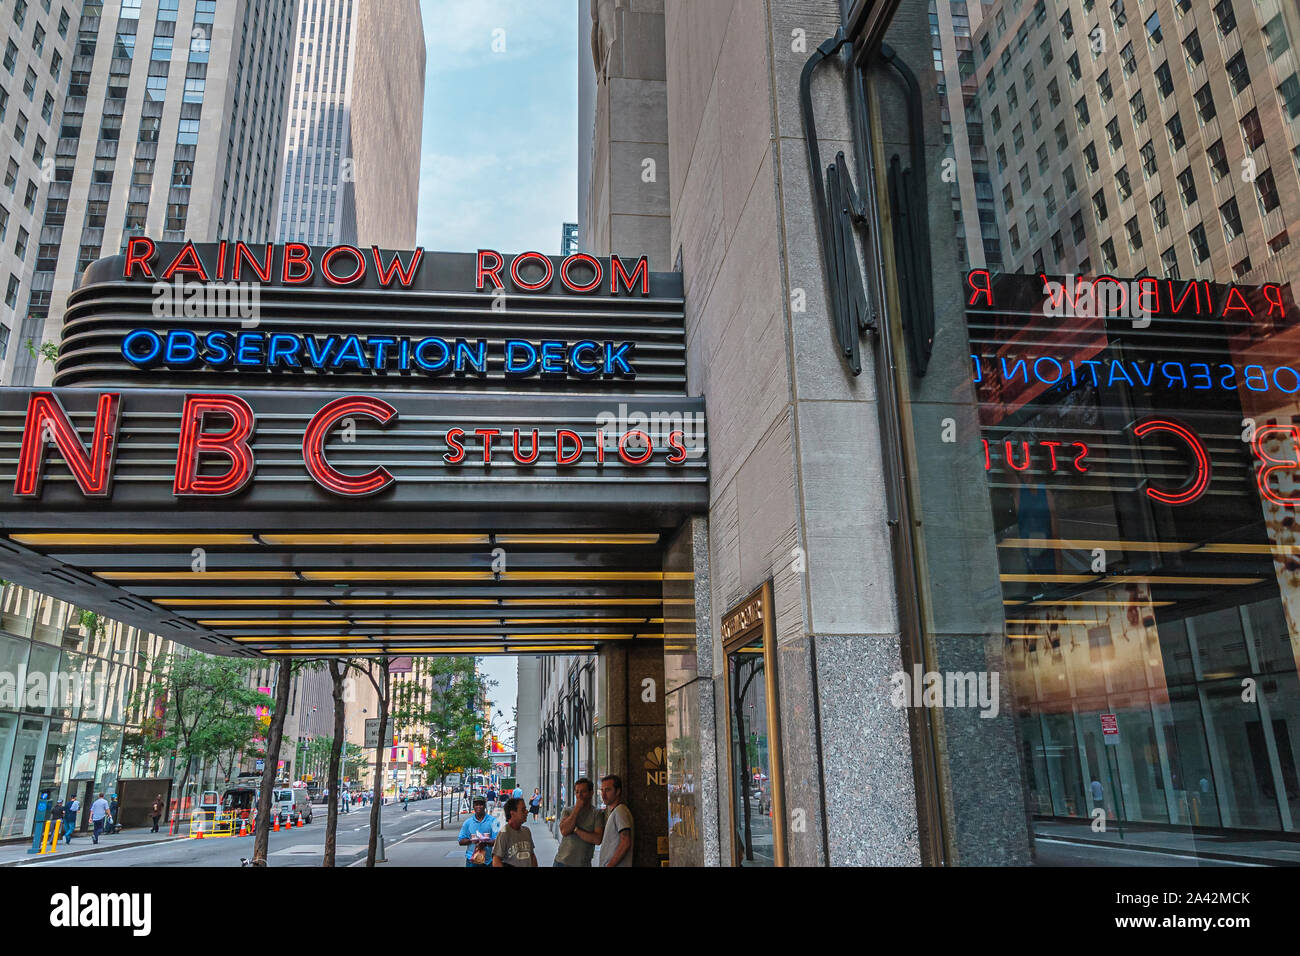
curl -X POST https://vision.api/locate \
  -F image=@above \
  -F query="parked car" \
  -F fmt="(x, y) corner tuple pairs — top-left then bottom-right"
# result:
(273, 787), (313, 825)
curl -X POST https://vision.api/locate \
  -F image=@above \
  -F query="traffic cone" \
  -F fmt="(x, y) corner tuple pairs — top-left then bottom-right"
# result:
(238, 821), (247, 837)
(272, 818), (279, 831)
(195, 829), (204, 839)
(296, 816), (304, 827)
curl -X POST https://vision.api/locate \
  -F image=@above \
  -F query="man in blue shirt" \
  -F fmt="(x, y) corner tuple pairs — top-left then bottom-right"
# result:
(457, 796), (499, 867)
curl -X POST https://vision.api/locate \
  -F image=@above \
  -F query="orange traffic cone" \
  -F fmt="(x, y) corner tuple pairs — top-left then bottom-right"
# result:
(272, 818), (279, 831)
(238, 821), (248, 837)
(296, 816), (304, 827)
(195, 829), (204, 839)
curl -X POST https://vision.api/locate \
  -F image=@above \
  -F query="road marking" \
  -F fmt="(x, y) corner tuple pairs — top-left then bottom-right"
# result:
(15, 837), (190, 866)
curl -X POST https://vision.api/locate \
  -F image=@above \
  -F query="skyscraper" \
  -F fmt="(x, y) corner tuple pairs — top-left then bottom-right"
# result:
(8, 0), (297, 387)
(276, 0), (423, 248)
(0, 0), (80, 376)
(960, 0), (1300, 285)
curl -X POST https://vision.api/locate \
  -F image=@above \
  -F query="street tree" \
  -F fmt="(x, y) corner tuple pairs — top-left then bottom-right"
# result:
(130, 652), (269, 816)
(355, 655), (392, 866)
(250, 658), (317, 865)
(321, 657), (358, 868)
(393, 657), (490, 828)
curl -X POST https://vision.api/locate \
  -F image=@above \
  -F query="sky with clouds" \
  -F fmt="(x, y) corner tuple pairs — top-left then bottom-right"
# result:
(415, 1), (580, 742)
(416, 0), (578, 258)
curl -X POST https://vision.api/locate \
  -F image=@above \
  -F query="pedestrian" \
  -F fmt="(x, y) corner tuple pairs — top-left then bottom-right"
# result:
(597, 774), (633, 867)
(108, 794), (120, 834)
(150, 793), (163, 832)
(457, 795), (499, 867)
(493, 797), (537, 867)
(89, 791), (110, 845)
(554, 777), (603, 868)
(402, 790), (409, 812)
(512, 784), (524, 802)
(63, 794), (79, 844)
(486, 784), (497, 811)
(49, 797), (64, 838)
(529, 787), (541, 821)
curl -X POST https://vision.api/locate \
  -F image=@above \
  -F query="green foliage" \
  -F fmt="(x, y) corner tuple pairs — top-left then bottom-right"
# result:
(299, 737), (367, 783)
(78, 609), (106, 637)
(24, 339), (58, 364)
(389, 657), (492, 783)
(341, 742), (369, 780)
(129, 652), (271, 785)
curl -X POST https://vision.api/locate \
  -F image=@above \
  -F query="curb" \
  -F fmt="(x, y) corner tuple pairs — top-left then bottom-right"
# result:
(1034, 834), (1274, 867)
(0, 835), (190, 867)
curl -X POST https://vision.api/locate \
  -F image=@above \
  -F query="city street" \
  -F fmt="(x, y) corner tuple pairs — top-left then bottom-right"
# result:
(1, 798), (556, 868)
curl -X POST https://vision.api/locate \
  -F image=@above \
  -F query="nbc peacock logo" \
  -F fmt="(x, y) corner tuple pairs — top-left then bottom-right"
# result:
(644, 746), (667, 787)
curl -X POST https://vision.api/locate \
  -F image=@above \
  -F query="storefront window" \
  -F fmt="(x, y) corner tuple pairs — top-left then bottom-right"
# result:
(870, 0), (1300, 864)
(0, 633), (27, 713)
(0, 716), (44, 838)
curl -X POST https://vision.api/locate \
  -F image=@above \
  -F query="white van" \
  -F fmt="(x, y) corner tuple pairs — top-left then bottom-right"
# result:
(273, 787), (313, 825)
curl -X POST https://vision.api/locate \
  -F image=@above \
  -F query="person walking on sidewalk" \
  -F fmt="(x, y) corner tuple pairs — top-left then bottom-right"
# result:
(598, 775), (633, 867)
(458, 795), (499, 867)
(554, 777), (603, 868)
(486, 784), (497, 811)
(63, 795), (79, 844)
(529, 787), (541, 822)
(89, 792), (110, 845)
(493, 797), (537, 867)
(150, 794), (163, 832)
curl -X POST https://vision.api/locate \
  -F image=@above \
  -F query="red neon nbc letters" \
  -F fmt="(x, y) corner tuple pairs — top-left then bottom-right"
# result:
(14, 392), (121, 497)
(1132, 418), (1210, 505)
(302, 396), (397, 495)
(1251, 425), (1300, 506)
(173, 394), (256, 496)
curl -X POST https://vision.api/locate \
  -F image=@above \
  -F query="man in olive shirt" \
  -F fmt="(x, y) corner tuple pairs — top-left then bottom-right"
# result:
(493, 798), (538, 867)
(597, 774), (633, 867)
(554, 777), (603, 867)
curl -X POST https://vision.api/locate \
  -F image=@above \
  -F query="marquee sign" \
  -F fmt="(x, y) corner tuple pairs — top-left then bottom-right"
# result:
(0, 387), (707, 511)
(0, 244), (707, 659)
(56, 242), (685, 393)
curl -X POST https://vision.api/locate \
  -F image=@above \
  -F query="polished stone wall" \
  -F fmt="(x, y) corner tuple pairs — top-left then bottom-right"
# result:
(596, 640), (668, 866)
(664, 0), (922, 865)
(875, 1), (1033, 867)
(663, 516), (720, 865)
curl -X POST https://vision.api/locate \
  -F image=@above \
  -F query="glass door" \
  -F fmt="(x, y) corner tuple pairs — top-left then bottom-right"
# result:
(722, 581), (785, 866)
(0, 716), (47, 839)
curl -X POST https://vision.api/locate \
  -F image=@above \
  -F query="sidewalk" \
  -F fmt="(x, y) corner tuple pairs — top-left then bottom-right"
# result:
(1034, 820), (1300, 865)
(0, 825), (187, 867)
(377, 806), (560, 867)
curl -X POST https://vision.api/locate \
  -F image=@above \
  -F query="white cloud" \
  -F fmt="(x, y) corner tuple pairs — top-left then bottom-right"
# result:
(417, 146), (577, 253)
(420, 0), (570, 75)
(415, 0), (578, 253)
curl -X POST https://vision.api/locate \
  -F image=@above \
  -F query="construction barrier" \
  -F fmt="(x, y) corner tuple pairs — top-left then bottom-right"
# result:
(188, 809), (241, 839)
